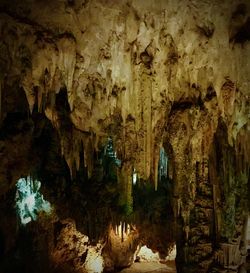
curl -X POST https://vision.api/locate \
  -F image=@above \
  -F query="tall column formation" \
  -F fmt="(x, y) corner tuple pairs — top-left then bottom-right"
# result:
(0, 0), (249, 272)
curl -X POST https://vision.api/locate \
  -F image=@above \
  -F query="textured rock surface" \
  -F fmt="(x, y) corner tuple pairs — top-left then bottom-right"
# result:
(0, 0), (249, 272)
(51, 219), (104, 273)
(102, 224), (139, 272)
(120, 261), (176, 273)
(0, 0), (249, 187)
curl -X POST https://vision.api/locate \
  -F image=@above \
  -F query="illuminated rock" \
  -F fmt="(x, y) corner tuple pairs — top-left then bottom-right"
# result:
(15, 176), (52, 225)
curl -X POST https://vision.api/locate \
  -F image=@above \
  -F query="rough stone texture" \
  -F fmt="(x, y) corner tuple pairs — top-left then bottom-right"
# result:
(0, 0), (249, 272)
(120, 260), (176, 273)
(102, 224), (139, 272)
(0, 0), (249, 186)
(51, 219), (104, 273)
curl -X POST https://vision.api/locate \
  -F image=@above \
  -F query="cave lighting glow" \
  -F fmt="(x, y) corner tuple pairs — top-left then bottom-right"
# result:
(137, 244), (176, 262)
(104, 137), (121, 166)
(137, 245), (160, 262)
(159, 147), (168, 179)
(167, 244), (177, 261)
(115, 222), (134, 240)
(132, 169), (137, 185)
(85, 250), (104, 273)
(15, 176), (52, 225)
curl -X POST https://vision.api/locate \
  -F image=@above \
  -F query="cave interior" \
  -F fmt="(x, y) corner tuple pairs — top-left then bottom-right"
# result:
(0, 0), (249, 273)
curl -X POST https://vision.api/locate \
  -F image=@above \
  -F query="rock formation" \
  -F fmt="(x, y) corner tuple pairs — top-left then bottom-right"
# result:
(0, 0), (249, 272)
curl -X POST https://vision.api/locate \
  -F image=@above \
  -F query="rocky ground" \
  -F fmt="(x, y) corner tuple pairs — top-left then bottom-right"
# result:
(119, 261), (176, 273)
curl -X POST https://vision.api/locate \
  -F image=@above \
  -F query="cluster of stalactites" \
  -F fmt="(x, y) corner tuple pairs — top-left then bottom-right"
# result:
(114, 222), (133, 242)
(59, 126), (166, 192)
(60, 130), (99, 179)
(0, 13), (171, 193)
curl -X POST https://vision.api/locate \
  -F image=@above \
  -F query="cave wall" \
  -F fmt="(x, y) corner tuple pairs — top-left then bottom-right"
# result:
(0, 0), (249, 272)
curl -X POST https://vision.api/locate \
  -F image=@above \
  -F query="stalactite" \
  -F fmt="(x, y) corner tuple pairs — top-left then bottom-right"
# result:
(67, 156), (73, 178)
(83, 136), (94, 178)
(38, 88), (42, 113)
(50, 91), (56, 110)
(75, 150), (80, 171)
(177, 198), (181, 217)
(154, 146), (160, 191)
(121, 222), (124, 242)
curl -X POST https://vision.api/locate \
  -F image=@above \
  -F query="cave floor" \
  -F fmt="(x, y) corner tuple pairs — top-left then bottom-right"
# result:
(119, 261), (176, 273)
